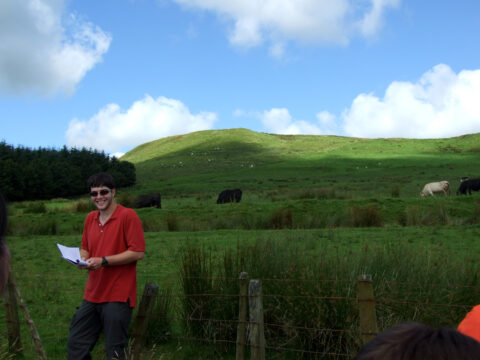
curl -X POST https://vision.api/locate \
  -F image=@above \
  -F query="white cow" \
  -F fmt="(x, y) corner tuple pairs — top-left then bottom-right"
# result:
(420, 181), (450, 197)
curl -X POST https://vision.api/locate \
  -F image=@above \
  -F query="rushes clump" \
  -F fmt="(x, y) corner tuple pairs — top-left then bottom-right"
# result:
(23, 201), (47, 214)
(166, 216), (179, 231)
(175, 237), (480, 358)
(403, 204), (449, 226)
(349, 205), (383, 227)
(270, 207), (293, 229)
(390, 185), (400, 198)
(67, 199), (95, 213)
(144, 288), (174, 346)
(117, 192), (138, 208)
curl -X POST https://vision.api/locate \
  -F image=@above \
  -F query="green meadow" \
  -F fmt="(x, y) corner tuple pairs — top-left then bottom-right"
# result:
(3, 128), (480, 359)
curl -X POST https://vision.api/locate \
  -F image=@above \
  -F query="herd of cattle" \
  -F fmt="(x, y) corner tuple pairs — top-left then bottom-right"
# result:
(132, 178), (480, 209)
(132, 188), (244, 209)
(420, 177), (480, 197)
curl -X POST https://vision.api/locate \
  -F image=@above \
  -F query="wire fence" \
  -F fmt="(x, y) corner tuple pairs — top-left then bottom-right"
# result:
(2, 272), (479, 359)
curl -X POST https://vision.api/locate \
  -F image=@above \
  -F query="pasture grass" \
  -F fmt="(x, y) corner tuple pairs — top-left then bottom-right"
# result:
(3, 225), (480, 359)
(5, 194), (480, 236)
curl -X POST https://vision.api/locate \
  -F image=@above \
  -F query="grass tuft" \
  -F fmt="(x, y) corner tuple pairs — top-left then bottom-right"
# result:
(349, 205), (383, 227)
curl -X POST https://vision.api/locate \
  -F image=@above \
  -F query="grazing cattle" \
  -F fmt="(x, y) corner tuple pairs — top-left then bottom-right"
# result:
(136, 193), (161, 208)
(420, 181), (450, 197)
(216, 189), (242, 204)
(0, 192), (10, 295)
(457, 178), (480, 195)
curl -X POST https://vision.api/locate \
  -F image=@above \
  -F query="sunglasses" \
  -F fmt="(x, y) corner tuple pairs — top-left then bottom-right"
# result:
(90, 189), (111, 197)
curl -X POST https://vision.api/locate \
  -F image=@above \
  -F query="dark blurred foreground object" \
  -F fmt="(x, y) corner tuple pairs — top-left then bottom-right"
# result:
(0, 191), (10, 295)
(354, 322), (480, 360)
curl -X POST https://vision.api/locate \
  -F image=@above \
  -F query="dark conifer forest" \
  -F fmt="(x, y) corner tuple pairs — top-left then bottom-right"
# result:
(0, 142), (135, 201)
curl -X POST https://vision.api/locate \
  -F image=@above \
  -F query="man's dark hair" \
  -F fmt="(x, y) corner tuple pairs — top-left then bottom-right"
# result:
(87, 173), (116, 190)
(354, 322), (480, 360)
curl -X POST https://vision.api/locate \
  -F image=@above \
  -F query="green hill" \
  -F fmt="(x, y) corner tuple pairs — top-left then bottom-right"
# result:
(121, 128), (480, 198)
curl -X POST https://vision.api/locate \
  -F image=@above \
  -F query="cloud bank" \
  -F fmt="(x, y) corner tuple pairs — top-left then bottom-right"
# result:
(259, 64), (480, 138)
(173, 0), (400, 56)
(65, 95), (217, 154)
(343, 64), (480, 138)
(0, 0), (111, 96)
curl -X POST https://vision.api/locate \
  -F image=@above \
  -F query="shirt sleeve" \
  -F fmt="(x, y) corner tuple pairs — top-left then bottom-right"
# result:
(124, 209), (145, 252)
(81, 212), (93, 251)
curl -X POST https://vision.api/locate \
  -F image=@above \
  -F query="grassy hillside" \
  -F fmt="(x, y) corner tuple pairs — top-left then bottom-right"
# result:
(8, 128), (480, 233)
(121, 128), (480, 198)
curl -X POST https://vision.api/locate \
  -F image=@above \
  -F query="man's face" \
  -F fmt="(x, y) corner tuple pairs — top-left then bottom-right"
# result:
(89, 186), (115, 211)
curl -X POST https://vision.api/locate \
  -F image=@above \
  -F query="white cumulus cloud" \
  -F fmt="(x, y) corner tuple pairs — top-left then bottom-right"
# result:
(257, 64), (480, 138)
(316, 111), (339, 134)
(260, 108), (323, 135)
(356, 0), (400, 36)
(65, 95), (218, 153)
(0, 0), (111, 96)
(342, 64), (480, 138)
(172, 0), (400, 55)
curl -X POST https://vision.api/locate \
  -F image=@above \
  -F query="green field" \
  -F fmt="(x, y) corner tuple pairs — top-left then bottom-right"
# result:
(3, 129), (480, 359)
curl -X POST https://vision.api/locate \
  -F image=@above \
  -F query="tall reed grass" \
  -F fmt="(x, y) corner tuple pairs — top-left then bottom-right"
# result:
(400, 204), (449, 226)
(173, 237), (480, 358)
(144, 288), (174, 346)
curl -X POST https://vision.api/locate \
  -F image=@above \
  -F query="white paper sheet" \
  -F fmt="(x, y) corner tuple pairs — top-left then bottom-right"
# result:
(57, 244), (88, 266)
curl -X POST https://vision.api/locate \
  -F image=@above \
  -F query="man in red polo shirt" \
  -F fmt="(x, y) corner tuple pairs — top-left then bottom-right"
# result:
(67, 173), (145, 360)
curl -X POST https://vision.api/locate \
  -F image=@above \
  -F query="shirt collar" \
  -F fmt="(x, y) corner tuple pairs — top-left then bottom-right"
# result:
(93, 204), (121, 222)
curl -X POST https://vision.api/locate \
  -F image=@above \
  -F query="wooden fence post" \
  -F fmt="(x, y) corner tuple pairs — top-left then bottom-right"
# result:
(357, 274), (378, 344)
(248, 279), (265, 360)
(10, 271), (47, 360)
(236, 272), (248, 360)
(131, 282), (159, 360)
(3, 271), (22, 354)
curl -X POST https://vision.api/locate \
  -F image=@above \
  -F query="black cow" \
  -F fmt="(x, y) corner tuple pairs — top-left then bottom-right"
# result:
(457, 178), (480, 195)
(136, 193), (161, 208)
(216, 189), (242, 204)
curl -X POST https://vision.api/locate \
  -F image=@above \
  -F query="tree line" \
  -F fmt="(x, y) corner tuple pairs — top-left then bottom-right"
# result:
(0, 142), (136, 201)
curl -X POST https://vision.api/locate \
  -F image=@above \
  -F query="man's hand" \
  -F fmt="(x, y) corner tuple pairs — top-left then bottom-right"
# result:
(86, 257), (103, 270)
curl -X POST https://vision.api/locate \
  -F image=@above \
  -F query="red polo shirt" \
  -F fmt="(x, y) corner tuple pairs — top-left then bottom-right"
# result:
(81, 204), (145, 307)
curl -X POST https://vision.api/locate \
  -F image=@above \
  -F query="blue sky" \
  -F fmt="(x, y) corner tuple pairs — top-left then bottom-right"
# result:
(1, 0), (480, 157)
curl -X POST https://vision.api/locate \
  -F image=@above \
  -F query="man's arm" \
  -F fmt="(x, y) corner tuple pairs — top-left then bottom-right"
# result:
(86, 250), (144, 270)
(77, 249), (90, 269)
(103, 250), (144, 266)
(80, 249), (89, 261)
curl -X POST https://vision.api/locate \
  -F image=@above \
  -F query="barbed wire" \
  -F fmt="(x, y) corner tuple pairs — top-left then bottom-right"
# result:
(168, 335), (353, 358)
(13, 272), (480, 291)
(158, 315), (355, 335)
(376, 298), (474, 309)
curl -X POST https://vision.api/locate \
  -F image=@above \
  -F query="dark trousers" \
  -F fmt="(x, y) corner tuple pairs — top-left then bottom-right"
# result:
(67, 300), (132, 360)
